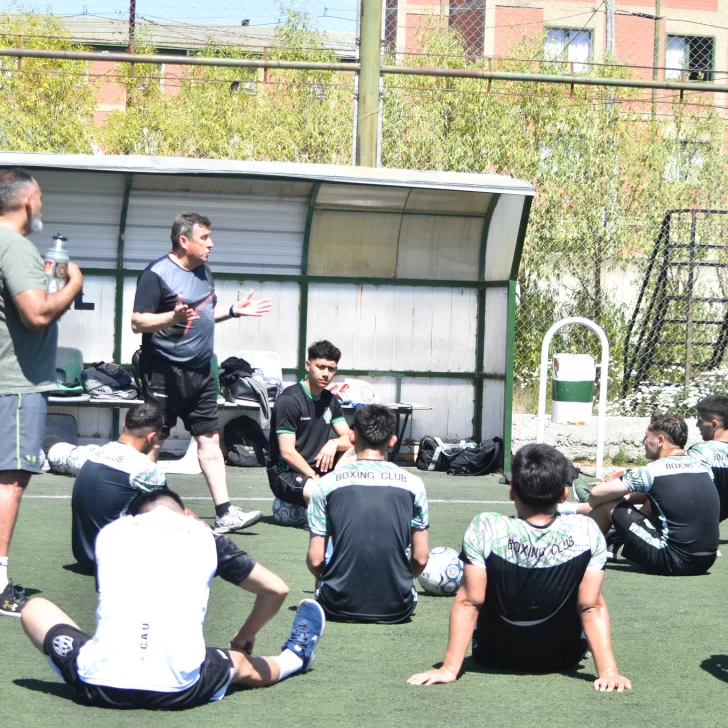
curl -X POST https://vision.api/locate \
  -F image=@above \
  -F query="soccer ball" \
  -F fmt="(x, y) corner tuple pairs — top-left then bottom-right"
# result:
(38, 448), (47, 472)
(47, 442), (76, 476)
(272, 498), (307, 527)
(418, 546), (464, 596)
(65, 446), (92, 477)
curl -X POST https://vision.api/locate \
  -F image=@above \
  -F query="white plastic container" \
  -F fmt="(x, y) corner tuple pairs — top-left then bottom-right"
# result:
(551, 353), (596, 425)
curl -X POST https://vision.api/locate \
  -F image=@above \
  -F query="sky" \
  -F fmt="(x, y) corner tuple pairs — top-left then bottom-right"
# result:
(0, 0), (359, 32)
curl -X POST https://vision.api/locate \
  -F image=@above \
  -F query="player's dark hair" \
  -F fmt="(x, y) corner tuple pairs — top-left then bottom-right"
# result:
(127, 488), (184, 516)
(171, 212), (212, 251)
(308, 340), (341, 363)
(0, 168), (36, 214)
(124, 403), (164, 436)
(696, 395), (728, 429)
(511, 443), (571, 511)
(353, 404), (396, 448)
(647, 414), (688, 448)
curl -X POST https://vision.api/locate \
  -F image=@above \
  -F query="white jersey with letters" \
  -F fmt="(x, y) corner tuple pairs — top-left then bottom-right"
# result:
(76, 507), (218, 692)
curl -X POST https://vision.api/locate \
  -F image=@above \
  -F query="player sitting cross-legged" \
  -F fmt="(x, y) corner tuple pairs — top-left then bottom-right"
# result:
(266, 340), (352, 524)
(567, 414), (719, 575)
(408, 443), (631, 692)
(306, 404), (430, 624)
(21, 489), (325, 710)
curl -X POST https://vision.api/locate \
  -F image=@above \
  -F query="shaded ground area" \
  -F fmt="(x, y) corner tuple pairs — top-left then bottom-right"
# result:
(1, 468), (727, 727)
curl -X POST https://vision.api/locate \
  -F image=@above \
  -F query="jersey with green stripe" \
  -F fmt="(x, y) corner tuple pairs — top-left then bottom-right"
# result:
(687, 440), (728, 521)
(308, 459), (429, 624)
(621, 454), (719, 558)
(461, 512), (605, 672)
(267, 381), (345, 475)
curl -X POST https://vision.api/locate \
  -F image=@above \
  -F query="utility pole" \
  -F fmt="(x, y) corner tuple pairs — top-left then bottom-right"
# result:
(652, 0), (661, 117)
(605, 0), (615, 56)
(356, 0), (382, 167)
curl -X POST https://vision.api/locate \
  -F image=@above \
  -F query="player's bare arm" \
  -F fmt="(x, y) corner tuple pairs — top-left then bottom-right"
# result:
(577, 569), (631, 693)
(408, 563), (486, 685)
(214, 289), (272, 322)
(587, 480), (631, 508)
(410, 529), (430, 578)
(230, 563), (289, 656)
(131, 295), (198, 334)
(315, 420), (352, 473)
(306, 534), (328, 580)
(12, 261), (83, 330)
(278, 432), (318, 479)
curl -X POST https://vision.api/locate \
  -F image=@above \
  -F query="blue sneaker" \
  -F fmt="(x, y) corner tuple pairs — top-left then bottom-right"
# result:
(282, 599), (326, 673)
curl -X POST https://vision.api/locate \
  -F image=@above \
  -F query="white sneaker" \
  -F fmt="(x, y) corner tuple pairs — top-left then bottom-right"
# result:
(214, 505), (262, 534)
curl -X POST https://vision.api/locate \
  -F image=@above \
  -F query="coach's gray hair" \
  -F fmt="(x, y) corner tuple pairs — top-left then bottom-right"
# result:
(0, 168), (37, 214)
(170, 212), (212, 251)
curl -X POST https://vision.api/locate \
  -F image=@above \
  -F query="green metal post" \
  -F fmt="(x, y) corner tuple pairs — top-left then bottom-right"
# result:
(503, 279), (517, 473)
(652, 0), (661, 117)
(357, 0), (383, 167)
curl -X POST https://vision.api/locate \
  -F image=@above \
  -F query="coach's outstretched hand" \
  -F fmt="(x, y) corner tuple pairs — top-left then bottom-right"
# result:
(593, 672), (632, 692)
(232, 289), (272, 317)
(407, 666), (458, 685)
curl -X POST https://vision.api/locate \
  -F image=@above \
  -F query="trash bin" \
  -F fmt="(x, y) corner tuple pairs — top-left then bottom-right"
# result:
(551, 353), (596, 425)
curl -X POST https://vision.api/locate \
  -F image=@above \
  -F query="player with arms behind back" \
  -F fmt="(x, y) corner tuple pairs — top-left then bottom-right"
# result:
(408, 443), (630, 692)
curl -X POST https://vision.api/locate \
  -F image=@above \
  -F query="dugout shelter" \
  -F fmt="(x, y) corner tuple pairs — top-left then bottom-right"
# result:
(0, 153), (534, 469)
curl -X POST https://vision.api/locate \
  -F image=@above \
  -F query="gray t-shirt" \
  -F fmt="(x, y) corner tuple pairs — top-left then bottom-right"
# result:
(0, 225), (58, 394)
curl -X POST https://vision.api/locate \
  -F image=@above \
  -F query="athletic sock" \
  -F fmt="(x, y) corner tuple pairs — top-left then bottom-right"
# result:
(0, 557), (8, 591)
(215, 501), (232, 518)
(557, 503), (579, 515)
(273, 649), (304, 681)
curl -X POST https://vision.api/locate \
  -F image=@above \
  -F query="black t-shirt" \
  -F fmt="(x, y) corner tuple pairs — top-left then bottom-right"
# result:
(461, 513), (607, 672)
(622, 454), (720, 560)
(268, 381), (345, 474)
(307, 460), (429, 624)
(71, 441), (168, 574)
(133, 255), (217, 369)
(688, 440), (728, 521)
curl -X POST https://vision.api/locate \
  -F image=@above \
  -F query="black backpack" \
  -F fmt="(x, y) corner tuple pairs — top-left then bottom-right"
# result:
(416, 436), (503, 476)
(223, 416), (269, 468)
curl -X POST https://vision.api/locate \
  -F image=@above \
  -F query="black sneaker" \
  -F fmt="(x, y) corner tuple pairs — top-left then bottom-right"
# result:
(0, 581), (27, 618)
(605, 531), (624, 562)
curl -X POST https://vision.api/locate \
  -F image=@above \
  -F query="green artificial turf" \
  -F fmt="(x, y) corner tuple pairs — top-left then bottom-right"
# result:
(1, 468), (727, 727)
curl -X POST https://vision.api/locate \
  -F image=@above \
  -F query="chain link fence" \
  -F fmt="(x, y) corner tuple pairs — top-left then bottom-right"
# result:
(3, 4), (728, 416)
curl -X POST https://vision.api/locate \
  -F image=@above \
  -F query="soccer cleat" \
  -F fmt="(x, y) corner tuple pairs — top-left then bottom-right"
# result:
(214, 505), (262, 534)
(572, 478), (593, 504)
(282, 599), (326, 673)
(605, 530), (624, 562)
(0, 581), (27, 618)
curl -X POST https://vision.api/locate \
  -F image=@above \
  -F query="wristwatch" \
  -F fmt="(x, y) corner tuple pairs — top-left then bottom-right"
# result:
(229, 304), (241, 318)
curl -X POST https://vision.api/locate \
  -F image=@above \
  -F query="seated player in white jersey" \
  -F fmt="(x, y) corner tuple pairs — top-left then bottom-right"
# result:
(71, 403), (168, 575)
(568, 415), (719, 576)
(409, 443), (631, 692)
(306, 404), (430, 624)
(266, 340), (352, 521)
(20, 489), (326, 710)
(688, 395), (728, 523)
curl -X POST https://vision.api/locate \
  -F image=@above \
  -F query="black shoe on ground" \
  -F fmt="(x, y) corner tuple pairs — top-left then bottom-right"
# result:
(605, 531), (624, 562)
(0, 581), (27, 618)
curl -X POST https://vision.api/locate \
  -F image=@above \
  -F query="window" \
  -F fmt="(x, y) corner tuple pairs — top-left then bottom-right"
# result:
(545, 28), (592, 73)
(665, 36), (714, 82)
(665, 140), (707, 184)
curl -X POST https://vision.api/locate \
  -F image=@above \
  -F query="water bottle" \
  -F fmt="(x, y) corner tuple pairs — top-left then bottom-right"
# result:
(44, 234), (69, 294)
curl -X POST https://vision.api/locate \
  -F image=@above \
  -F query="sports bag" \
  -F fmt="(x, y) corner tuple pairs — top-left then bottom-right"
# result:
(224, 416), (269, 468)
(446, 437), (503, 476)
(416, 437), (469, 472)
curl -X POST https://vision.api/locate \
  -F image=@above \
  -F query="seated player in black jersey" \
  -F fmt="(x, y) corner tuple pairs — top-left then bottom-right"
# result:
(267, 340), (352, 519)
(306, 404), (430, 624)
(21, 489), (326, 710)
(688, 395), (728, 523)
(578, 415), (719, 576)
(71, 403), (168, 575)
(408, 443), (630, 692)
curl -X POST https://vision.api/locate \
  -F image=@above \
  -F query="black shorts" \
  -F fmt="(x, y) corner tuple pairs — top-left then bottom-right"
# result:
(612, 502), (716, 576)
(267, 466), (311, 508)
(140, 353), (219, 439)
(45, 624), (233, 710)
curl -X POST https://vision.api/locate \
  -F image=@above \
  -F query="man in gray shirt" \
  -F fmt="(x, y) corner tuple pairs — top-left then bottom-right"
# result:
(0, 168), (83, 617)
